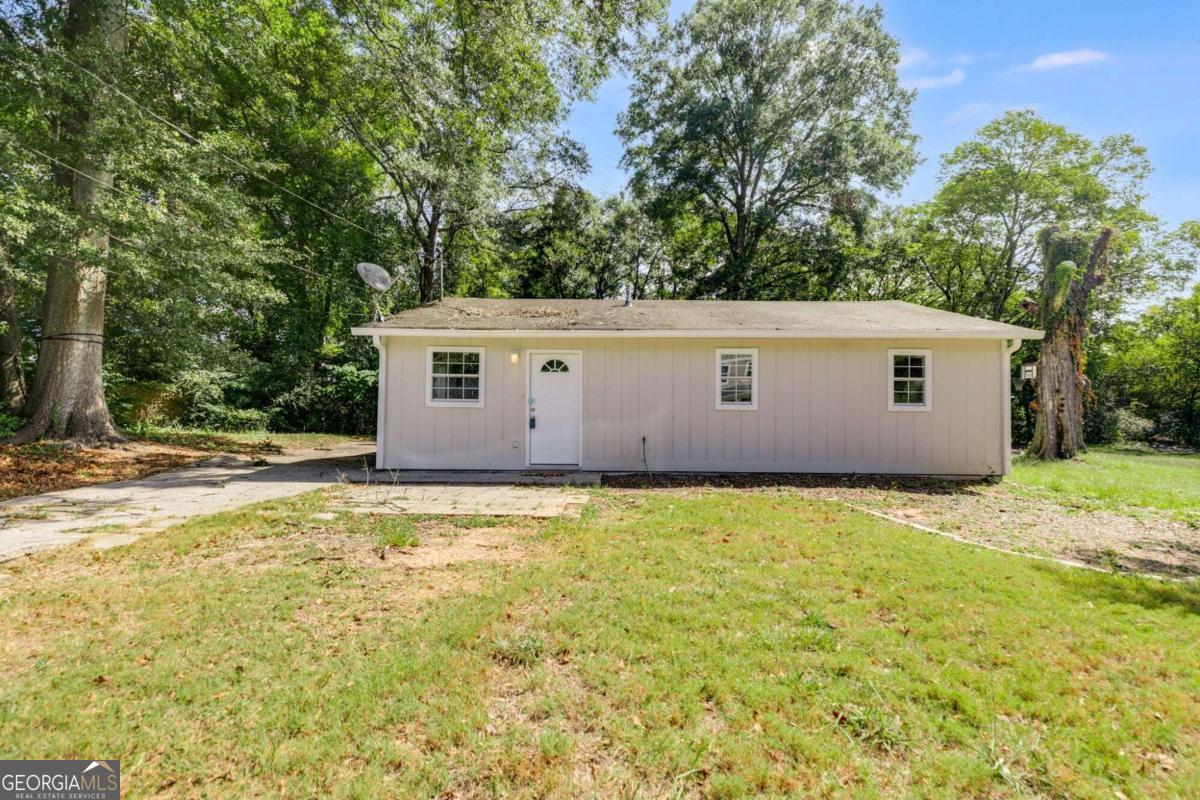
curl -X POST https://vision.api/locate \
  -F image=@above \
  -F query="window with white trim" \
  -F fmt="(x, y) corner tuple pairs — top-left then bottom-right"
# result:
(426, 347), (484, 407)
(888, 349), (931, 411)
(715, 348), (758, 410)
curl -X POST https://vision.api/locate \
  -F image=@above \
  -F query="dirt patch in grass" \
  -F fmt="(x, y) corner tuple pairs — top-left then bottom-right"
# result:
(0, 505), (543, 677)
(0, 441), (210, 501)
(808, 483), (1200, 578)
(602, 473), (1200, 577)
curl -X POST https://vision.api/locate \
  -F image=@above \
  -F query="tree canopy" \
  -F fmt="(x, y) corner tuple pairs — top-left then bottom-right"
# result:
(0, 0), (1194, 448)
(619, 0), (916, 298)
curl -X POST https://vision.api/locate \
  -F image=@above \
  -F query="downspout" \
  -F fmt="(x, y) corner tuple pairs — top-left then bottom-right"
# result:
(373, 335), (387, 470)
(1001, 338), (1023, 476)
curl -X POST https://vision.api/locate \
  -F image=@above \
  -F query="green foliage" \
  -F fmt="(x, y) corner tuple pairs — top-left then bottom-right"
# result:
(1115, 407), (1155, 443)
(0, 412), (21, 438)
(0, 0), (660, 437)
(270, 363), (378, 435)
(1095, 285), (1200, 446)
(619, 0), (915, 298)
(914, 110), (1176, 322)
(497, 189), (673, 299)
(171, 369), (268, 432)
(0, 0), (1191, 448)
(374, 517), (419, 549)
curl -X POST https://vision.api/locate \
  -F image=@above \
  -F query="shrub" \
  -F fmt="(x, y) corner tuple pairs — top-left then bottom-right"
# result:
(107, 380), (185, 428)
(269, 363), (377, 435)
(0, 412), (21, 438)
(173, 369), (268, 432)
(187, 405), (269, 432)
(1115, 407), (1155, 444)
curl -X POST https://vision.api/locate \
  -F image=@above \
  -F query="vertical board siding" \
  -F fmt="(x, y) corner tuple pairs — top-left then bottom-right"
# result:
(380, 336), (1006, 475)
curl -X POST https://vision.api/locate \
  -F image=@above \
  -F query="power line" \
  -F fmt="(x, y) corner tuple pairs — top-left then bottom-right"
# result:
(2, 134), (363, 296)
(39, 44), (384, 241)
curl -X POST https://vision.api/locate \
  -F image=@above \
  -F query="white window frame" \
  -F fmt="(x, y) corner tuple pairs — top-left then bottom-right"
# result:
(714, 348), (759, 411)
(888, 348), (932, 412)
(426, 346), (486, 408)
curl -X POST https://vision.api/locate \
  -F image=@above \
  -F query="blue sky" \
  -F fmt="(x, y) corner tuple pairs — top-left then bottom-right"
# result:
(565, 0), (1200, 231)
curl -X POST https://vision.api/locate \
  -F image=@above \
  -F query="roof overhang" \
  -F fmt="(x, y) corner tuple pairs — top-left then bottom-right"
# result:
(351, 326), (1044, 340)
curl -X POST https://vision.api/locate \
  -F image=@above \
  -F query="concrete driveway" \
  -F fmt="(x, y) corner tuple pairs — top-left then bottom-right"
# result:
(0, 441), (375, 561)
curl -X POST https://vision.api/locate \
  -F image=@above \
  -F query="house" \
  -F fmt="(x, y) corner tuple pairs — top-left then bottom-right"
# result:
(351, 298), (1042, 476)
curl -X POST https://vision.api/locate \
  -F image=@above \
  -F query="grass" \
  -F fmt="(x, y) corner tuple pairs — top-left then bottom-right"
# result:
(1012, 445), (1200, 521)
(371, 516), (421, 548)
(130, 425), (369, 455)
(1, 488), (1198, 797)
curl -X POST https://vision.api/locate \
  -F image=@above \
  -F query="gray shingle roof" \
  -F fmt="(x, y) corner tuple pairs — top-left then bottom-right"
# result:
(353, 298), (1042, 339)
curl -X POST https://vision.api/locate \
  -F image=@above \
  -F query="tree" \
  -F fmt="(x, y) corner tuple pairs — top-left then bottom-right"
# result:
(618, 0), (915, 298)
(340, 0), (660, 303)
(0, 144), (39, 415)
(1098, 250), (1200, 447)
(1023, 226), (1112, 459)
(0, 239), (24, 414)
(9, 0), (128, 444)
(917, 110), (1159, 321)
(501, 189), (671, 300)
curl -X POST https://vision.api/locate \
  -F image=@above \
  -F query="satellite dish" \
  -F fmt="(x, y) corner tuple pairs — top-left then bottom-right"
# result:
(356, 262), (393, 322)
(356, 262), (393, 292)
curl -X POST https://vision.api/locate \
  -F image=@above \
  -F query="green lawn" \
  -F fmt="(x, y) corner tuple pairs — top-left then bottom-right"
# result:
(1, 489), (1198, 798)
(131, 426), (370, 454)
(1012, 446), (1200, 520)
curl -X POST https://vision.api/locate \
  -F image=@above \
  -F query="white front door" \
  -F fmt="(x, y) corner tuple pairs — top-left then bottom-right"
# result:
(528, 351), (581, 465)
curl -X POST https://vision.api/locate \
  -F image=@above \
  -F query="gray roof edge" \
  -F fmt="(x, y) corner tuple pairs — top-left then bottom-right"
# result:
(351, 298), (1044, 340)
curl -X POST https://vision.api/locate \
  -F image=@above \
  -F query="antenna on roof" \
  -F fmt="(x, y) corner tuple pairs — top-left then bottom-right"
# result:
(356, 262), (394, 322)
(435, 230), (444, 302)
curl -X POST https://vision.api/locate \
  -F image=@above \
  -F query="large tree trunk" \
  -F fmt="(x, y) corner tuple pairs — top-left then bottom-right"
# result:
(1025, 226), (1112, 460)
(0, 239), (26, 415)
(7, 0), (126, 445)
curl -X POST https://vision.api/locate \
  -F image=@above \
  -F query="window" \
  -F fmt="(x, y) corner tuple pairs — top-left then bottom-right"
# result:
(540, 358), (569, 373)
(426, 347), (484, 407)
(715, 348), (758, 410)
(888, 349), (932, 411)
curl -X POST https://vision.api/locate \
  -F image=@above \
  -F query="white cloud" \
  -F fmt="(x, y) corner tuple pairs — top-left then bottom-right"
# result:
(945, 101), (991, 124)
(906, 68), (966, 91)
(1016, 49), (1110, 72)
(899, 48), (933, 69)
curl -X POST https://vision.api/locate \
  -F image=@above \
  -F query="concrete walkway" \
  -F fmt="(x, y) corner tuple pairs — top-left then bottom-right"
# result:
(0, 441), (375, 561)
(347, 469), (602, 486)
(336, 483), (590, 518)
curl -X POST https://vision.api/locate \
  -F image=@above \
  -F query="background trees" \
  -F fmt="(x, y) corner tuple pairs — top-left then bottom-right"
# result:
(0, 0), (1194, 449)
(619, 0), (916, 299)
(0, 0), (661, 441)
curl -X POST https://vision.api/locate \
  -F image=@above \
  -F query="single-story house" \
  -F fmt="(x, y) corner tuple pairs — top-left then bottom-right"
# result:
(351, 298), (1042, 477)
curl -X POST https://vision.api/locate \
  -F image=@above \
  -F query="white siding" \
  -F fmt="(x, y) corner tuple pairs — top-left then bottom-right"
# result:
(379, 336), (1008, 476)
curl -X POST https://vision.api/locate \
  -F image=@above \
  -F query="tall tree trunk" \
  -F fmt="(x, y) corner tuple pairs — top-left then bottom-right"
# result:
(8, 0), (126, 445)
(418, 204), (442, 304)
(1025, 226), (1112, 460)
(0, 238), (26, 415)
